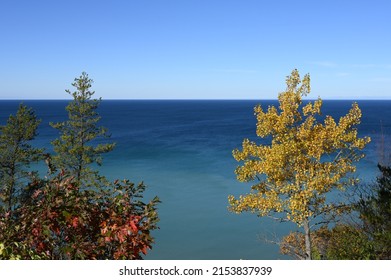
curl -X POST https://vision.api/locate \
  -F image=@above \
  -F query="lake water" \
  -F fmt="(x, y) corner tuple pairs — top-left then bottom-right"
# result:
(0, 99), (390, 259)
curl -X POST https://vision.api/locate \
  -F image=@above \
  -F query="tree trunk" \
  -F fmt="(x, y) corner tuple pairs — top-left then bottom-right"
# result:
(7, 162), (16, 213)
(303, 219), (312, 260)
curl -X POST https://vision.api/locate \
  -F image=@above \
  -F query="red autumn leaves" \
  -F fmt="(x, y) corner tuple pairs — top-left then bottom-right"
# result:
(1, 172), (159, 259)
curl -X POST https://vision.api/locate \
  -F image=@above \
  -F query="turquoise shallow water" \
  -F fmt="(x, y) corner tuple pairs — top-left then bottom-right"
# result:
(0, 100), (390, 259)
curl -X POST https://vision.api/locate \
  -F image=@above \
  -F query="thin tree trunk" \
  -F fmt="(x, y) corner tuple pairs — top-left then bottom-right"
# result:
(7, 162), (16, 213)
(303, 218), (312, 260)
(7, 142), (21, 213)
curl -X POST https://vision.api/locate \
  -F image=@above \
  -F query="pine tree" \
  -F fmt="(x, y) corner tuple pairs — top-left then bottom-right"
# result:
(51, 72), (115, 186)
(1, 76), (160, 259)
(0, 104), (43, 212)
(357, 164), (391, 259)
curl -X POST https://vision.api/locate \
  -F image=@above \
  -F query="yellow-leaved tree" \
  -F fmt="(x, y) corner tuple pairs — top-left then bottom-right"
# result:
(228, 69), (371, 259)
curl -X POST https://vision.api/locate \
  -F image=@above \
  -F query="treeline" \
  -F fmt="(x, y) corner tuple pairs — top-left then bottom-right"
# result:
(0, 73), (160, 259)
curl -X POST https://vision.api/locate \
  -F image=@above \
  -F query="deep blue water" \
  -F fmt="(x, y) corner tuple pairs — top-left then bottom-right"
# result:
(1, 100), (390, 259)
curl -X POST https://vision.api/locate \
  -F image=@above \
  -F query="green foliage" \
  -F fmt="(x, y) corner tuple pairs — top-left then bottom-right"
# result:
(356, 164), (391, 259)
(0, 72), (160, 259)
(0, 104), (43, 212)
(280, 224), (373, 260)
(0, 242), (43, 260)
(51, 72), (115, 186)
(322, 225), (373, 260)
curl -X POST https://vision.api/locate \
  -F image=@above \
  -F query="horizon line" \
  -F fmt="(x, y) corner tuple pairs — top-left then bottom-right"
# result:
(1, 98), (391, 101)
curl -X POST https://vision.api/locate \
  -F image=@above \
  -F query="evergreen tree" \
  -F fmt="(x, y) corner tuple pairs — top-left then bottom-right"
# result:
(1, 75), (160, 260)
(51, 72), (115, 186)
(0, 104), (43, 212)
(357, 164), (391, 259)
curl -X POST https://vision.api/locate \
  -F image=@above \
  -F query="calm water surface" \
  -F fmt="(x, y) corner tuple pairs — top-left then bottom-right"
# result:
(0, 100), (390, 259)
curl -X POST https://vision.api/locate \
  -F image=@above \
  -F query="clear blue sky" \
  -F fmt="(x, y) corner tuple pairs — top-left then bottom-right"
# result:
(0, 0), (390, 99)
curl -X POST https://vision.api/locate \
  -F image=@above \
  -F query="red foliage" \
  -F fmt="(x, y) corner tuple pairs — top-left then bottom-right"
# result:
(1, 172), (159, 259)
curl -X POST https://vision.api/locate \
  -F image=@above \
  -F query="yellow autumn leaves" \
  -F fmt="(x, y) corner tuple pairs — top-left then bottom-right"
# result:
(229, 69), (371, 226)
